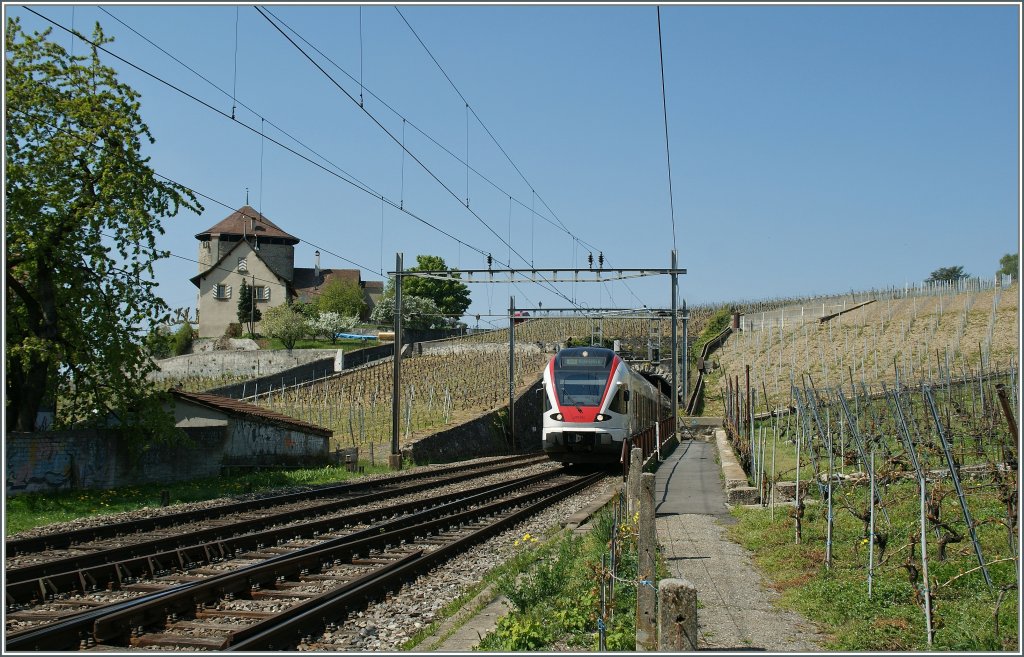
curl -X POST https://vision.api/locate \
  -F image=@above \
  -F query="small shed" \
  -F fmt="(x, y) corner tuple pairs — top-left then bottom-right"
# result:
(169, 389), (332, 469)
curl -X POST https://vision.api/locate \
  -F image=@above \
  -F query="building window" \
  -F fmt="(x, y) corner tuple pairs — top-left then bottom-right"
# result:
(254, 286), (270, 301)
(237, 257), (248, 273)
(214, 284), (232, 300)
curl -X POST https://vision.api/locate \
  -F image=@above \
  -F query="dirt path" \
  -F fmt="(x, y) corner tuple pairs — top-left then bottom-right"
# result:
(658, 513), (826, 651)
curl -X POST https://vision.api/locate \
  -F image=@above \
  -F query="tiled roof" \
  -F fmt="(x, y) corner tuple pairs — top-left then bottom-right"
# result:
(292, 268), (361, 294)
(189, 239), (290, 289)
(170, 389), (332, 437)
(195, 206), (299, 244)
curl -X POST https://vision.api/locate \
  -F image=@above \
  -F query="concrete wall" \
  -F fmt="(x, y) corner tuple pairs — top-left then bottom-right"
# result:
(406, 378), (545, 464)
(223, 419), (328, 468)
(5, 418), (330, 495)
(151, 349), (340, 382)
(5, 427), (226, 496)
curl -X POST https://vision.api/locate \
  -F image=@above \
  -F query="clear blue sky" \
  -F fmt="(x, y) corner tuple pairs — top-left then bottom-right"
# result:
(6, 2), (1020, 328)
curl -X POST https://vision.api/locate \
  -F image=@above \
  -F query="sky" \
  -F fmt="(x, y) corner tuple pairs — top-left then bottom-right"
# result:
(4, 2), (1021, 328)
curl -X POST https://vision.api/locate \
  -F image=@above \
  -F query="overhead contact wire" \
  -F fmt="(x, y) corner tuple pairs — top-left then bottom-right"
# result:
(657, 6), (678, 252)
(27, 7), (492, 268)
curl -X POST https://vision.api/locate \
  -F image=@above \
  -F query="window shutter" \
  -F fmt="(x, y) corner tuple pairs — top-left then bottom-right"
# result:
(227, 285), (232, 298)
(265, 287), (271, 301)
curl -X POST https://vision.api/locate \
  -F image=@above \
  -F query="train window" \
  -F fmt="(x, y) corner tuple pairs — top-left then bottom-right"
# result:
(610, 387), (628, 414)
(538, 388), (552, 412)
(554, 371), (607, 407)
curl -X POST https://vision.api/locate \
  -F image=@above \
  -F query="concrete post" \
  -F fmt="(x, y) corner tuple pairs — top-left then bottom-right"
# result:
(658, 578), (697, 651)
(627, 447), (643, 515)
(636, 472), (657, 651)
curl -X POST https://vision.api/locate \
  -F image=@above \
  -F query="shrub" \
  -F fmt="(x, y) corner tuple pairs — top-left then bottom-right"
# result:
(224, 322), (242, 338)
(308, 311), (359, 344)
(171, 323), (195, 356)
(260, 303), (309, 350)
(143, 325), (174, 359)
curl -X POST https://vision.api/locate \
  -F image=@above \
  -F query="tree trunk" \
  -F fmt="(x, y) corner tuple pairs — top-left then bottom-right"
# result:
(6, 256), (60, 431)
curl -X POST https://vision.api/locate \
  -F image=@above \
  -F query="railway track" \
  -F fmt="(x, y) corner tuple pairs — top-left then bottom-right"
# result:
(6, 460), (605, 651)
(5, 455), (548, 593)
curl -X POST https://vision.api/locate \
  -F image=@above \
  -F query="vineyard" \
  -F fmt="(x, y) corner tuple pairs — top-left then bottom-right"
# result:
(237, 308), (725, 454)
(723, 369), (1019, 649)
(713, 279), (1019, 650)
(710, 281), (1019, 413)
(249, 347), (550, 452)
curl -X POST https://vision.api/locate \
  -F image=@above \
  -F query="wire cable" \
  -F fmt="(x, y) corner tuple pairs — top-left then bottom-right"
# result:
(393, 6), (645, 306)
(25, 7), (496, 269)
(656, 6), (678, 252)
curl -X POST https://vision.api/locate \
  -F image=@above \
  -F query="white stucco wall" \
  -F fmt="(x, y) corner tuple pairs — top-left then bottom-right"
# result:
(196, 240), (289, 338)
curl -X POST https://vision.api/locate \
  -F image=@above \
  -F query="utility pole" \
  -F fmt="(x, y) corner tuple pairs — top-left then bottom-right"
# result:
(390, 252), (403, 470)
(670, 250), (679, 429)
(509, 295), (516, 453)
(681, 298), (688, 413)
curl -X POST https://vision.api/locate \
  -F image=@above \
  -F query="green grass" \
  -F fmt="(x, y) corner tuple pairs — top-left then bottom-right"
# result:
(4, 461), (397, 537)
(728, 478), (1019, 651)
(471, 498), (641, 652)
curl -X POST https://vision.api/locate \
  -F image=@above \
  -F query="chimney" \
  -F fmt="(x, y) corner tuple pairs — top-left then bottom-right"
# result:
(314, 250), (320, 279)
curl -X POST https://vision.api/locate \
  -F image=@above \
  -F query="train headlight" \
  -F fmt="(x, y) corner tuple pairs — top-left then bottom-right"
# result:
(595, 413), (610, 421)
(550, 412), (563, 421)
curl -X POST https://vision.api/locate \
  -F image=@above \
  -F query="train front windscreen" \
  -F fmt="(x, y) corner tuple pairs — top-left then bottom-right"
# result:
(553, 350), (615, 407)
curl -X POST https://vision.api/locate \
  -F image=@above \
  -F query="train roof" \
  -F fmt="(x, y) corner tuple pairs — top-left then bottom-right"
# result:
(557, 346), (615, 356)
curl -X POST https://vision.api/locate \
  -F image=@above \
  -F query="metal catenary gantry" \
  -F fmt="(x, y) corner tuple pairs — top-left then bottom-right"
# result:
(385, 251), (688, 468)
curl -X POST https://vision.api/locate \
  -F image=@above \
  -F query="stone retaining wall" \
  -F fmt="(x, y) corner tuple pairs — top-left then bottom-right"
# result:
(406, 378), (545, 464)
(5, 427), (226, 496)
(151, 349), (340, 382)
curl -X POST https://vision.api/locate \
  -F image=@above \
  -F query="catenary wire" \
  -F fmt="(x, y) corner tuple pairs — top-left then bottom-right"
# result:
(100, 4), (639, 309)
(25, 7), (633, 313)
(254, 7), (579, 309)
(24, 7), (503, 271)
(656, 6), (678, 253)
(393, 6), (645, 305)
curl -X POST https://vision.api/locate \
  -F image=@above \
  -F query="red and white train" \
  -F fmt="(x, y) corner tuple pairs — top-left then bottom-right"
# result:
(540, 346), (671, 464)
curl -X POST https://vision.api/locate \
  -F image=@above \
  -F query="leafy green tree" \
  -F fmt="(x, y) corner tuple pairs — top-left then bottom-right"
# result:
(403, 255), (471, 318)
(170, 322), (194, 356)
(926, 266), (968, 283)
(998, 253), (1018, 281)
(316, 276), (367, 318)
(260, 303), (309, 349)
(5, 19), (201, 433)
(236, 280), (261, 336)
(143, 324), (175, 360)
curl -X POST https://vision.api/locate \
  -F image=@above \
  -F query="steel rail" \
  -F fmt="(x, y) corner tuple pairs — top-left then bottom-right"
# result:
(5, 454), (542, 555)
(226, 470), (605, 650)
(5, 464), (558, 603)
(5, 456), (545, 592)
(5, 468), (594, 651)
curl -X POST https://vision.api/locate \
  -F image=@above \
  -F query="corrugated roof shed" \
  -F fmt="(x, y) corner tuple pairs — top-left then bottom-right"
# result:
(171, 389), (332, 437)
